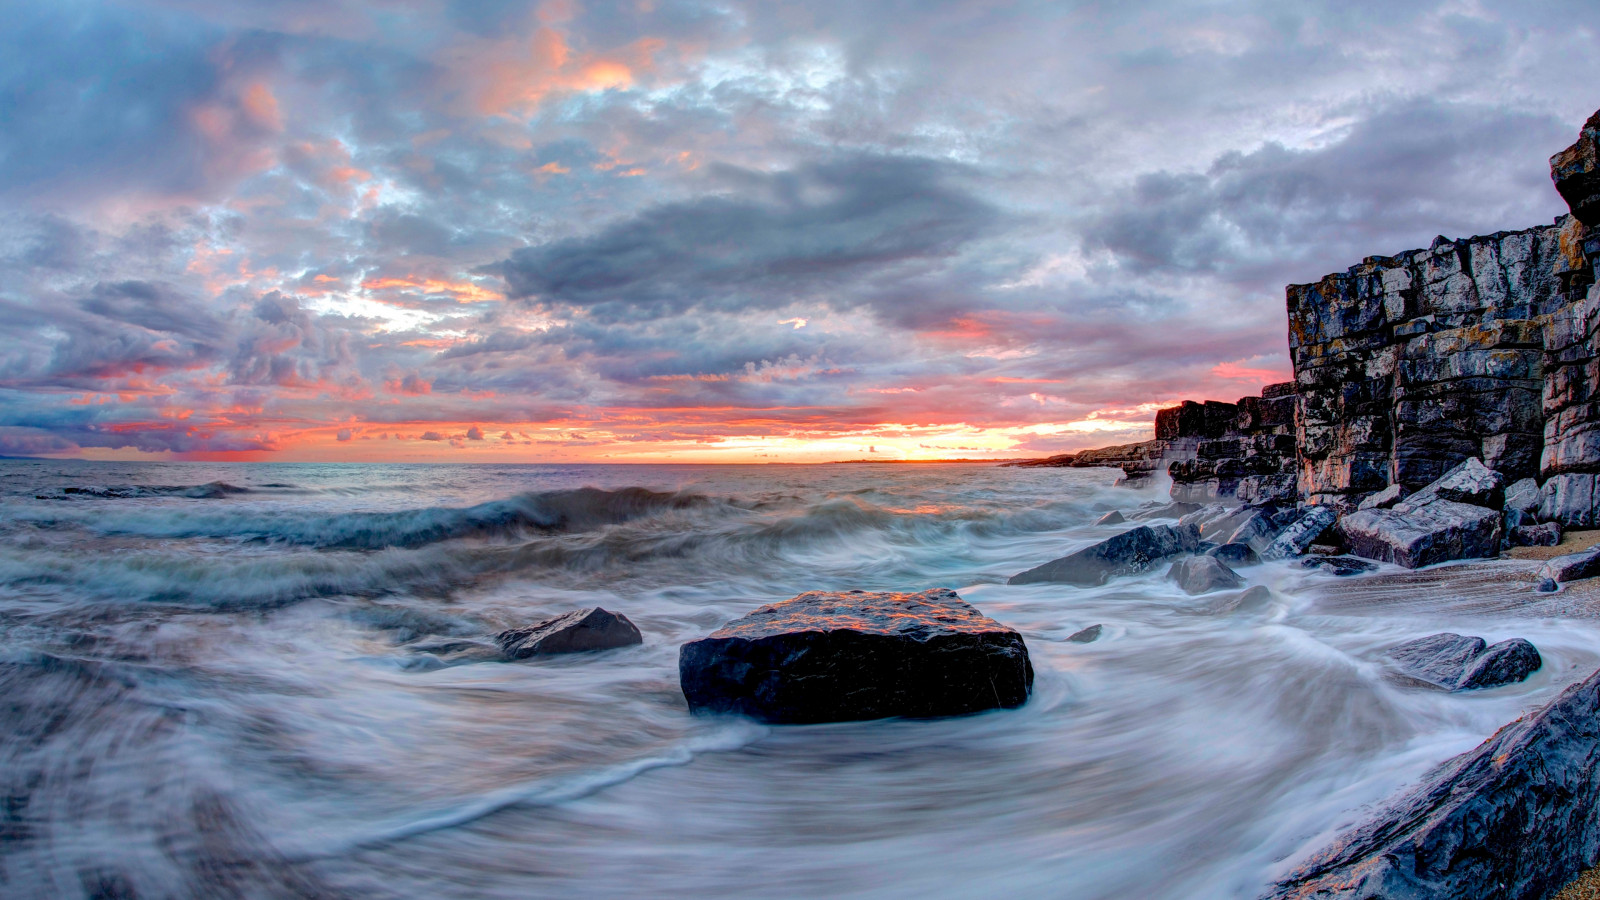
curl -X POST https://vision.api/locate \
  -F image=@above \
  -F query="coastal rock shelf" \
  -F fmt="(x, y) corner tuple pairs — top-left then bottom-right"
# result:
(1265, 667), (1600, 900)
(678, 589), (1033, 724)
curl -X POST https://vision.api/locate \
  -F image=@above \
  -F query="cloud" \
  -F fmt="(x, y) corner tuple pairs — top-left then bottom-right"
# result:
(499, 155), (1002, 320)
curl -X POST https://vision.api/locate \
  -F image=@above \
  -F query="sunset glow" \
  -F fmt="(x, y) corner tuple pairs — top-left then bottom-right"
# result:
(2, 0), (1584, 464)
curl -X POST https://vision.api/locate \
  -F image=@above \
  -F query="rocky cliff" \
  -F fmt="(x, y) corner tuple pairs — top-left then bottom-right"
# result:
(1029, 108), (1600, 529)
(1287, 110), (1600, 521)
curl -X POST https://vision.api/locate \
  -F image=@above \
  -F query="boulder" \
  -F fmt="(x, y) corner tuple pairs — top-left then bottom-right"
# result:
(1262, 506), (1338, 560)
(1130, 500), (1203, 521)
(1008, 524), (1203, 586)
(1201, 506), (1260, 542)
(1336, 499), (1503, 568)
(1537, 546), (1600, 583)
(1178, 504), (1233, 529)
(1457, 639), (1543, 691)
(1357, 484), (1406, 511)
(1208, 542), (1261, 567)
(1263, 666), (1600, 900)
(1504, 477), (1543, 518)
(1300, 555), (1377, 577)
(1541, 473), (1598, 529)
(1510, 521), (1562, 547)
(1095, 510), (1126, 526)
(497, 607), (643, 659)
(1388, 633), (1486, 689)
(1394, 457), (1504, 513)
(1221, 509), (1284, 552)
(677, 589), (1032, 724)
(1066, 624), (1103, 643)
(1387, 632), (1541, 691)
(1166, 556), (1245, 595)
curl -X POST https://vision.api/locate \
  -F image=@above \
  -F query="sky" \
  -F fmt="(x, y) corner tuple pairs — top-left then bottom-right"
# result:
(1, 0), (1596, 463)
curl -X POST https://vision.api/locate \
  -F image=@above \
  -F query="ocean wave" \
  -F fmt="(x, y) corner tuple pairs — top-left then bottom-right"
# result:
(58, 481), (258, 500)
(69, 487), (716, 549)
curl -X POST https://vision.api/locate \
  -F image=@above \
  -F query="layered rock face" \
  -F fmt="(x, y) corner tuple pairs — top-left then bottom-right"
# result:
(1287, 110), (1600, 520)
(1288, 227), (1569, 508)
(1165, 385), (1300, 504)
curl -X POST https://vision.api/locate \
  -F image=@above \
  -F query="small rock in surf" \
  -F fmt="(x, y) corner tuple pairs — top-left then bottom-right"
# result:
(497, 607), (643, 659)
(1066, 624), (1103, 643)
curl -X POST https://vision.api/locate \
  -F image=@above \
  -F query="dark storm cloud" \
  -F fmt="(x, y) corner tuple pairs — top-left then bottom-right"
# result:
(499, 155), (1003, 319)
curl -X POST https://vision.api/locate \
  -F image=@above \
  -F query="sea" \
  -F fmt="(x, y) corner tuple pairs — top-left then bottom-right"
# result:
(1, 459), (1594, 899)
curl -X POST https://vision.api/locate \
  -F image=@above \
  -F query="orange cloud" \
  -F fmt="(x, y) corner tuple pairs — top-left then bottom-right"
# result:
(362, 276), (501, 304)
(240, 82), (284, 132)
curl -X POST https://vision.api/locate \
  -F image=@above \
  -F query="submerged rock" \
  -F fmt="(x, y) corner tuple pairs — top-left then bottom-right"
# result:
(1166, 555), (1244, 595)
(1066, 624), (1103, 643)
(497, 607), (643, 659)
(1264, 665), (1600, 900)
(678, 588), (1032, 724)
(1262, 506), (1337, 560)
(1336, 499), (1502, 568)
(1387, 632), (1541, 691)
(1095, 510), (1126, 526)
(1008, 524), (1203, 586)
(1300, 555), (1377, 577)
(1208, 542), (1261, 567)
(1131, 501), (1203, 521)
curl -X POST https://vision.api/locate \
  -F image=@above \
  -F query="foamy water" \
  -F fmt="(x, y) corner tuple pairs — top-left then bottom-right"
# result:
(1, 460), (1592, 898)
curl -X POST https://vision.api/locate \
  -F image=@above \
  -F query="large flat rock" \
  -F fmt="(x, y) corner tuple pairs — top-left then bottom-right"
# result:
(1008, 524), (1202, 586)
(678, 589), (1033, 724)
(1264, 667), (1600, 899)
(1337, 499), (1503, 568)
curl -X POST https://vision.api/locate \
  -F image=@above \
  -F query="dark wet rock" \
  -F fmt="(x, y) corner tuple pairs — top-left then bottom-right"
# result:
(1387, 632), (1540, 692)
(1220, 508), (1285, 552)
(1130, 500), (1203, 521)
(1200, 506), (1259, 543)
(1504, 476), (1543, 517)
(497, 607), (643, 659)
(1008, 524), (1203, 586)
(1166, 555), (1245, 595)
(1537, 546), (1600, 583)
(1095, 510), (1126, 526)
(1179, 504), (1235, 529)
(1457, 639), (1543, 691)
(1336, 499), (1503, 568)
(1300, 555), (1378, 576)
(1208, 542), (1261, 567)
(1233, 584), (1275, 612)
(1066, 624), (1103, 643)
(1537, 577), (1560, 593)
(1357, 484), (1406, 511)
(1263, 664), (1599, 900)
(1395, 457), (1505, 512)
(1510, 521), (1562, 547)
(1542, 473), (1600, 528)
(1262, 506), (1338, 560)
(678, 589), (1032, 724)
(1389, 633), (1487, 689)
